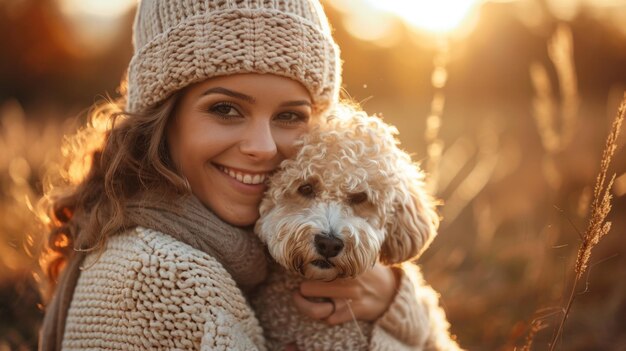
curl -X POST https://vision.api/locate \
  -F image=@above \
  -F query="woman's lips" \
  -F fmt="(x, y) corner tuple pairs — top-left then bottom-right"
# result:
(212, 163), (270, 194)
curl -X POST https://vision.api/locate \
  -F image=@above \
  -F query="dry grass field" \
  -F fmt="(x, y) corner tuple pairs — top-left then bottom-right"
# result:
(1, 1), (625, 350)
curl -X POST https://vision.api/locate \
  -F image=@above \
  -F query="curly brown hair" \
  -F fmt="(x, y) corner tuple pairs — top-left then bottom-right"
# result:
(40, 92), (186, 298)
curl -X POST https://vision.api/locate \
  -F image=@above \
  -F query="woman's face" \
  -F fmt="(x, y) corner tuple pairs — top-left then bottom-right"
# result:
(167, 73), (313, 227)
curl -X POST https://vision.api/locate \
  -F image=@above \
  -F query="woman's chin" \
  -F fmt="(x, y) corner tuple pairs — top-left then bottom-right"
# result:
(193, 189), (261, 227)
(214, 206), (260, 228)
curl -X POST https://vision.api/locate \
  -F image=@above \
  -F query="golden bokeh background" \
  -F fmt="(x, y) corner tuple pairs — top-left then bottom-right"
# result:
(1, 0), (626, 349)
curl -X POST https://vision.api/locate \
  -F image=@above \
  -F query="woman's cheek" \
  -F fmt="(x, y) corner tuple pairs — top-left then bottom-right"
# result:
(275, 127), (310, 158)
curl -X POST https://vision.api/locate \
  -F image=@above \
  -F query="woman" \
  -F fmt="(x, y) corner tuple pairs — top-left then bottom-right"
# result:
(40, 0), (431, 349)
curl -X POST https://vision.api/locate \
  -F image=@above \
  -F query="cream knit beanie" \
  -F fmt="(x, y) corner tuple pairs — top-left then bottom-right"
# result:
(126, 0), (341, 113)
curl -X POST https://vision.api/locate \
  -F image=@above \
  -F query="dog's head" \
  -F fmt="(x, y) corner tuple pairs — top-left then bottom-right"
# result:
(255, 107), (439, 280)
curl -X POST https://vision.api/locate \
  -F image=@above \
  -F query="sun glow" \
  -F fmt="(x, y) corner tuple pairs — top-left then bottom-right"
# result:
(56, 0), (135, 54)
(363, 0), (482, 34)
(58, 0), (135, 19)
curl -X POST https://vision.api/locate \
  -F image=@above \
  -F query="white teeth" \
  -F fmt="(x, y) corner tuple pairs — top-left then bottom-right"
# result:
(243, 174), (252, 184)
(218, 165), (268, 185)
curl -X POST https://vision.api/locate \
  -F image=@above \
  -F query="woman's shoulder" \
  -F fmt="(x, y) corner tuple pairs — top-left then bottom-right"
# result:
(103, 226), (213, 260)
(77, 226), (249, 313)
(108, 226), (198, 253)
(98, 226), (235, 282)
(66, 230), (262, 349)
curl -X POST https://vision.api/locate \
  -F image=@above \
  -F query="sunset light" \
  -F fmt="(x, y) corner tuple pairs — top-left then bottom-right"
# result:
(58, 0), (135, 19)
(56, 0), (135, 54)
(2, 0), (626, 350)
(363, 0), (483, 34)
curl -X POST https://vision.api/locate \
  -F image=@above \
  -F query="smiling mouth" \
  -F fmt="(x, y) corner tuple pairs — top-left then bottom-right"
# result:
(214, 164), (271, 185)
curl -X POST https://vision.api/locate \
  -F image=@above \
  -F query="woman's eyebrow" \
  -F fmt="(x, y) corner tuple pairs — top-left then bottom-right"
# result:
(202, 87), (311, 107)
(202, 87), (255, 103)
(280, 100), (312, 107)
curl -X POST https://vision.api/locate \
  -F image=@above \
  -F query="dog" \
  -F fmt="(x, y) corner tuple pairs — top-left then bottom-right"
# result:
(252, 106), (461, 350)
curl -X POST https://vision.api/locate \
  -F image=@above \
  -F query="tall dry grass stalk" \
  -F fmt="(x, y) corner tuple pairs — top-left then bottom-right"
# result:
(547, 24), (579, 150)
(442, 124), (499, 227)
(424, 38), (449, 194)
(530, 24), (579, 190)
(425, 39), (500, 229)
(519, 320), (547, 351)
(548, 93), (625, 351)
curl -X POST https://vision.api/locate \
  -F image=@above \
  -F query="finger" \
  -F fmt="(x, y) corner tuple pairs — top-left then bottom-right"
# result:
(292, 291), (334, 320)
(299, 280), (360, 299)
(325, 298), (360, 326)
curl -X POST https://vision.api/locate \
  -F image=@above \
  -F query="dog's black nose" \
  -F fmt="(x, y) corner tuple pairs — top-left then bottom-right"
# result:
(314, 234), (344, 258)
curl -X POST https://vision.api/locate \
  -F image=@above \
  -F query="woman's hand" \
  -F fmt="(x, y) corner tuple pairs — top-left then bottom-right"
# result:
(292, 263), (400, 325)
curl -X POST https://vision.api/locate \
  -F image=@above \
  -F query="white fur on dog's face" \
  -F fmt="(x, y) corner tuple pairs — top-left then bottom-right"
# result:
(257, 177), (387, 281)
(255, 108), (439, 281)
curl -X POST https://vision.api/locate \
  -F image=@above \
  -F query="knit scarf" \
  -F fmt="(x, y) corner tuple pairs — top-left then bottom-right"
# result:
(39, 194), (268, 351)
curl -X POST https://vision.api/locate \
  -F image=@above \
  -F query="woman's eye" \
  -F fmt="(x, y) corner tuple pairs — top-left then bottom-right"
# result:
(209, 103), (241, 118)
(275, 112), (307, 124)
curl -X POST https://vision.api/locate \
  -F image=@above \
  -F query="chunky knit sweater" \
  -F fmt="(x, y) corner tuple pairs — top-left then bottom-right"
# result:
(252, 263), (461, 351)
(62, 227), (265, 350)
(62, 227), (460, 350)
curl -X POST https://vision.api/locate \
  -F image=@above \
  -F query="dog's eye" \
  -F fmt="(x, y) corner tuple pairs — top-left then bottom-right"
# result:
(297, 184), (315, 198)
(348, 192), (368, 205)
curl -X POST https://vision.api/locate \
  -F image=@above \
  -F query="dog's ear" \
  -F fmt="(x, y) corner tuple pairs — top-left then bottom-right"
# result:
(380, 171), (439, 265)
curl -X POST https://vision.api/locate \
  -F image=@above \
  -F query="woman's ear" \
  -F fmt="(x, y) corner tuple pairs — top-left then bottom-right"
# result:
(380, 172), (439, 265)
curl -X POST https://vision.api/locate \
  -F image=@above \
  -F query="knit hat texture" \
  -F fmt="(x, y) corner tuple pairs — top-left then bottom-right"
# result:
(126, 0), (341, 113)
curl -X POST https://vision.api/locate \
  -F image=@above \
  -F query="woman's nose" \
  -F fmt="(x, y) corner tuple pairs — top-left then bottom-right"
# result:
(239, 120), (278, 160)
